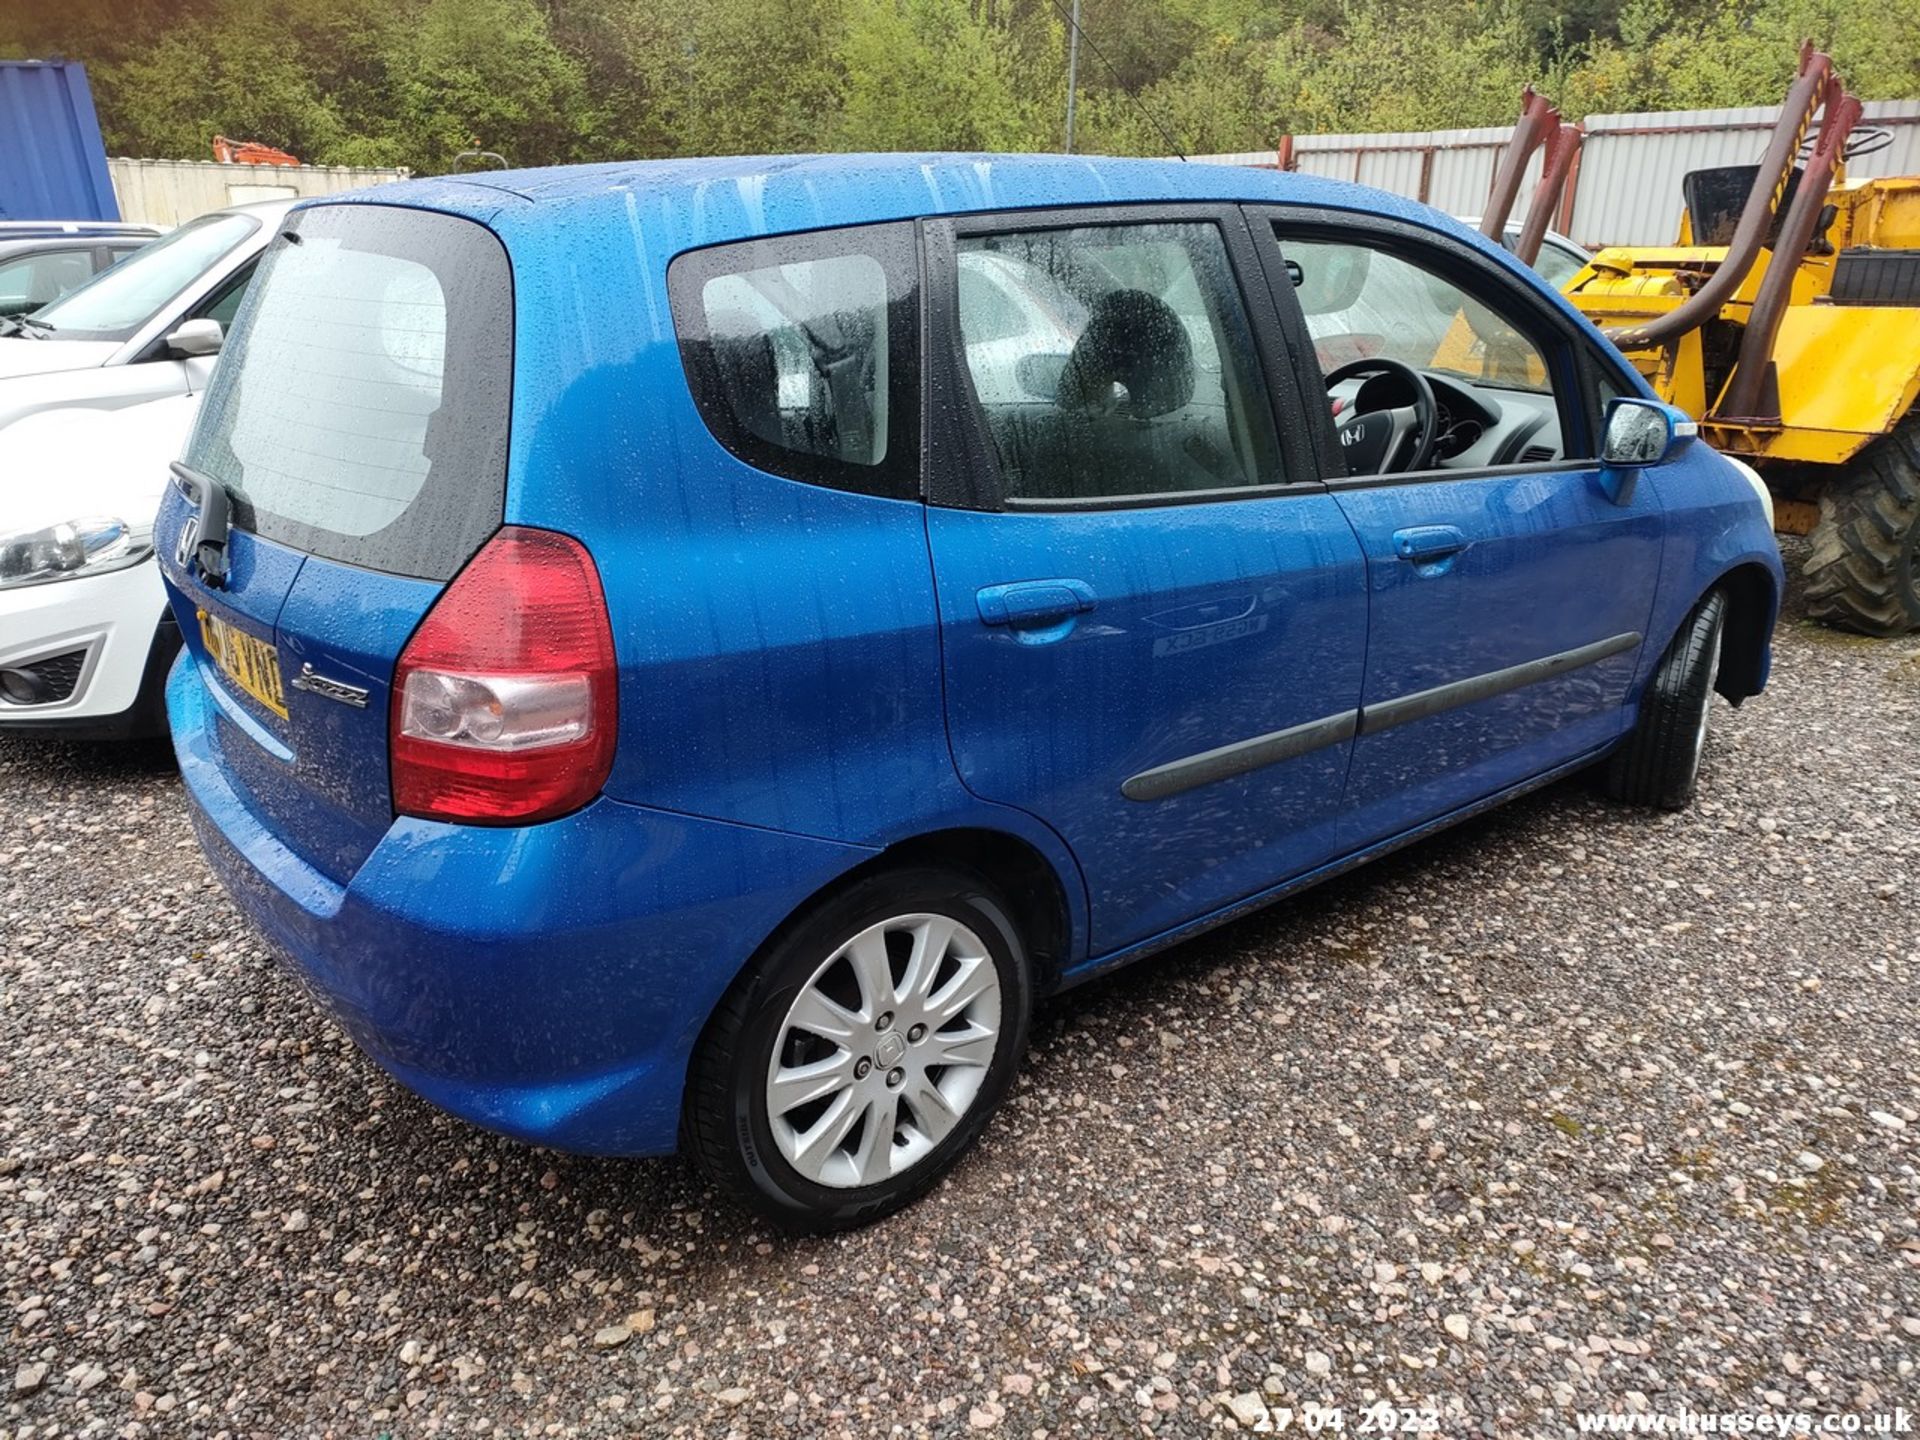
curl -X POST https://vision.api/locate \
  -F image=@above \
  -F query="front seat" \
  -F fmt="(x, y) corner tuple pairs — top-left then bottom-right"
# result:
(1052, 289), (1200, 496)
(1056, 289), (1195, 418)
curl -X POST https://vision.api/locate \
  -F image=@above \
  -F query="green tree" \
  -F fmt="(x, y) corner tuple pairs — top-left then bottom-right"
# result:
(673, 0), (852, 155)
(1571, 0), (1920, 114)
(96, 4), (352, 162)
(382, 0), (596, 171)
(3, 0), (1917, 170)
(1264, 0), (1557, 135)
(836, 0), (1056, 150)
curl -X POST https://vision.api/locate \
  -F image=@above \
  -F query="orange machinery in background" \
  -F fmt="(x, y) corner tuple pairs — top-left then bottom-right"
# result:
(210, 135), (299, 167)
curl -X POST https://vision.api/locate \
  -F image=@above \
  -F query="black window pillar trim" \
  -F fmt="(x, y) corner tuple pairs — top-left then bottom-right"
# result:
(919, 201), (1328, 513)
(1245, 204), (1615, 486)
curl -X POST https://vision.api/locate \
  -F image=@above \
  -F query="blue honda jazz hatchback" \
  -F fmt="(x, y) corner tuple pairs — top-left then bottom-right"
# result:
(156, 154), (1782, 1229)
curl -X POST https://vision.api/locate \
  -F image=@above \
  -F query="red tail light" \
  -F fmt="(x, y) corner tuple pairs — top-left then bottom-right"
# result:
(391, 527), (616, 824)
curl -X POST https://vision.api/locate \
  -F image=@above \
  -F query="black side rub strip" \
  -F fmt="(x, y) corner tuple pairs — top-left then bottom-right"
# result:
(1121, 711), (1360, 802)
(1356, 632), (1641, 735)
(1121, 631), (1642, 802)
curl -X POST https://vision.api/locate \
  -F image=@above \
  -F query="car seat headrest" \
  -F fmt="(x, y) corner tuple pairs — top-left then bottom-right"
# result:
(1056, 289), (1195, 419)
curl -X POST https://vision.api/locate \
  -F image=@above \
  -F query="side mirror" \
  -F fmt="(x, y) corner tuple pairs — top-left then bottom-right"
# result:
(1599, 397), (1695, 504)
(165, 318), (224, 358)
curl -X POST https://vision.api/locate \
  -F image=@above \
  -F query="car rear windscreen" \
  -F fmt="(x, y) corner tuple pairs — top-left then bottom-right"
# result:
(186, 204), (512, 581)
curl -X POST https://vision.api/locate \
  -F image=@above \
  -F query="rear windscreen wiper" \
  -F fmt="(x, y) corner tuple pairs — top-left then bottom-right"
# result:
(169, 461), (233, 587)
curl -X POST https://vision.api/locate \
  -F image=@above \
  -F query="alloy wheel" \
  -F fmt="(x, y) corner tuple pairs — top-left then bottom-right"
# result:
(764, 914), (1002, 1189)
(1689, 622), (1724, 781)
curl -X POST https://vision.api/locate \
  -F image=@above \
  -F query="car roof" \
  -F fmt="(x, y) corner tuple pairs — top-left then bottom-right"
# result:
(207, 199), (300, 221)
(302, 154), (1600, 334)
(0, 220), (160, 239)
(0, 233), (139, 258)
(329, 152), (1507, 255)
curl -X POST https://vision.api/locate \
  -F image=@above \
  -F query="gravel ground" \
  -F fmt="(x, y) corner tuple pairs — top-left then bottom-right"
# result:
(4, 562), (1917, 1439)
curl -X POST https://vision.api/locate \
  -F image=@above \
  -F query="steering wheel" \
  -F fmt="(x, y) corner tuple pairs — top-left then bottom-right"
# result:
(1803, 126), (1893, 163)
(1323, 358), (1439, 476)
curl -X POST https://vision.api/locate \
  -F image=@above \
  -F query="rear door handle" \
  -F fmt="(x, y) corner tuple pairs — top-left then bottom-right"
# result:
(976, 579), (1097, 628)
(1393, 525), (1469, 566)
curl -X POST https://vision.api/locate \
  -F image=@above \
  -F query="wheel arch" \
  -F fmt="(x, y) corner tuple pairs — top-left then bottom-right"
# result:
(1711, 560), (1780, 704)
(815, 827), (1078, 995)
(690, 821), (1083, 1063)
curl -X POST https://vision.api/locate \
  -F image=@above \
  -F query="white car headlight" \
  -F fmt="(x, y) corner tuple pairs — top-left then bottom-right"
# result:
(1722, 454), (1775, 530)
(0, 516), (153, 591)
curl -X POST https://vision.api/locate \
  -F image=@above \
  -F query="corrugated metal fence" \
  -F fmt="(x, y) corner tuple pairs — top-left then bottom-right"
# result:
(1193, 99), (1920, 248)
(1573, 101), (1920, 245)
(108, 158), (411, 226)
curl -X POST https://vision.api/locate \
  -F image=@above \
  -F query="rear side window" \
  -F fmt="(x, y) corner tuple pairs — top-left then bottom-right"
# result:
(668, 222), (919, 500)
(186, 204), (511, 581)
(953, 222), (1284, 502)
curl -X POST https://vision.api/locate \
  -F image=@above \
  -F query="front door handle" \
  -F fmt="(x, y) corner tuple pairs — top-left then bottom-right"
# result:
(1393, 525), (1470, 566)
(976, 579), (1097, 628)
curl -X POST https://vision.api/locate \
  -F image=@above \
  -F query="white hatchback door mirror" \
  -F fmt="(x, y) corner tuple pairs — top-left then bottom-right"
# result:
(165, 318), (224, 358)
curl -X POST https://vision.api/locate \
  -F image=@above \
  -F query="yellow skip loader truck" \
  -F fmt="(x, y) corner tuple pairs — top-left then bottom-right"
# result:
(1560, 46), (1920, 635)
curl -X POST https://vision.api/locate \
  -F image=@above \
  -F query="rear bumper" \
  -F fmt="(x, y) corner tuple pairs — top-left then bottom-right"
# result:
(168, 655), (873, 1156)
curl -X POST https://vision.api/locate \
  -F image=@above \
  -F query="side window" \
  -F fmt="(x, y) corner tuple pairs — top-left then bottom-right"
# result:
(0, 250), (95, 316)
(1532, 242), (1585, 290)
(954, 221), (1283, 502)
(0, 256), (41, 315)
(197, 261), (259, 329)
(956, 255), (1036, 344)
(1280, 230), (1584, 471)
(669, 222), (919, 500)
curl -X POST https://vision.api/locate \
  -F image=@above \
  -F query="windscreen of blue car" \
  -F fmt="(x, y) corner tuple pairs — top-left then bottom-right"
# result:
(184, 203), (512, 582)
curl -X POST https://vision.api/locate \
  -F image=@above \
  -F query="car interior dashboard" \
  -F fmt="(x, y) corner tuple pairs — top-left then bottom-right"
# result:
(1334, 369), (1564, 473)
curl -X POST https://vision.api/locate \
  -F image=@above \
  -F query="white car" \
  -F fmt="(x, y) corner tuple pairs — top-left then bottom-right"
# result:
(0, 395), (198, 739)
(0, 199), (291, 433)
(1456, 216), (1593, 289)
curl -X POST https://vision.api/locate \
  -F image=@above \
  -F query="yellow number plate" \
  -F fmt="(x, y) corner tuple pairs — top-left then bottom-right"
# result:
(198, 609), (288, 720)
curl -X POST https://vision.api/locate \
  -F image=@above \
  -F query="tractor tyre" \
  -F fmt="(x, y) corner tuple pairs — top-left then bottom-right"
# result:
(1802, 414), (1920, 637)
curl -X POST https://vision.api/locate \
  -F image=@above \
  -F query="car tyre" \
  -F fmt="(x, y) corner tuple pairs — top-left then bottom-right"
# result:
(682, 865), (1032, 1232)
(1605, 590), (1727, 811)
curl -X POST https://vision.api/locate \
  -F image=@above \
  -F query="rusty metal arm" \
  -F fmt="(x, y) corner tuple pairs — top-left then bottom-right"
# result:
(1604, 44), (1833, 348)
(1513, 123), (1583, 265)
(1480, 87), (1560, 242)
(1714, 80), (1864, 421)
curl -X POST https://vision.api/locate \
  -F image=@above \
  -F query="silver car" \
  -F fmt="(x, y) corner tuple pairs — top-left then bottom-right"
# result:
(0, 223), (161, 319)
(0, 200), (293, 432)
(1455, 216), (1592, 288)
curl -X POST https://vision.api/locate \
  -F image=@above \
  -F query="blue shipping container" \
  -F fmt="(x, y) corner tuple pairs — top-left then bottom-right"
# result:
(0, 59), (119, 222)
